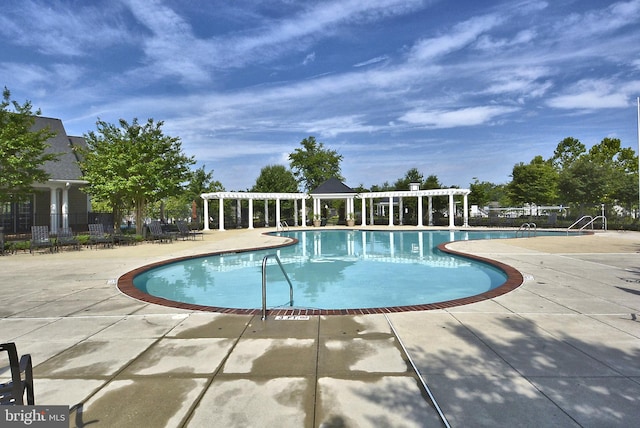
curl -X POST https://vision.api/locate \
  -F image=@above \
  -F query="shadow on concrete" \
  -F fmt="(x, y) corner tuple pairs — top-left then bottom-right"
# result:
(402, 315), (640, 427)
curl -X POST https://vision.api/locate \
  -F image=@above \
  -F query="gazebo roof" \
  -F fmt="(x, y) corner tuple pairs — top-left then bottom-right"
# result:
(310, 178), (356, 195)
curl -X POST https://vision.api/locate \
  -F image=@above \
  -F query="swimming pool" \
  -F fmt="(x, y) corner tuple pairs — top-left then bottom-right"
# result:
(123, 229), (529, 314)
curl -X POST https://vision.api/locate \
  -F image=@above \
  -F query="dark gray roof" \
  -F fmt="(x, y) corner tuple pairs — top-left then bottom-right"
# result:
(310, 177), (355, 194)
(31, 116), (86, 181)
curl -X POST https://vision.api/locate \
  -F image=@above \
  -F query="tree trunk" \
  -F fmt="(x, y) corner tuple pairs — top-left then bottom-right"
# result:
(112, 205), (123, 232)
(135, 199), (146, 236)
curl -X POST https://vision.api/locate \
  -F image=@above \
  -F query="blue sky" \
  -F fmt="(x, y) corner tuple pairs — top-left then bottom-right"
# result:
(2, 0), (640, 191)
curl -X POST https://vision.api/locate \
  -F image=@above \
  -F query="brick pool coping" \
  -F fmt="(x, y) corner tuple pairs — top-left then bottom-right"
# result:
(117, 233), (524, 315)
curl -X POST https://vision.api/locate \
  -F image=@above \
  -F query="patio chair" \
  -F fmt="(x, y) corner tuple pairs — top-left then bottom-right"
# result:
(176, 220), (203, 240)
(148, 221), (174, 243)
(0, 342), (35, 405)
(30, 226), (54, 254)
(56, 227), (80, 251)
(88, 223), (114, 248)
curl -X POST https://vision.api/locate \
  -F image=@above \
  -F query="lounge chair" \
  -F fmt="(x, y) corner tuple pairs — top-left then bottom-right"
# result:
(176, 220), (203, 240)
(88, 223), (114, 248)
(30, 226), (54, 254)
(148, 221), (174, 243)
(0, 342), (35, 405)
(109, 226), (136, 246)
(56, 227), (80, 251)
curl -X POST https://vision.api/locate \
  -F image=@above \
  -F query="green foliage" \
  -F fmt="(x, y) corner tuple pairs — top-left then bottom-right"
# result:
(394, 167), (424, 190)
(252, 164), (298, 193)
(557, 137), (638, 211)
(469, 178), (508, 207)
(163, 165), (223, 222)
(371, 181), (393, 191)
(0, 87), (58, 203)
(80, 118), (195, 234)
(558, 157), (608, 207)
(551, 137), (585, 170)
(508, 155), (559, 205)
(422, 174), (442, 190)
(289, 136), (343, 191)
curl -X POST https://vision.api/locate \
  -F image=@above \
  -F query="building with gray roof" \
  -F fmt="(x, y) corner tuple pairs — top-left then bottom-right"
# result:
(1, 116), (90, 234)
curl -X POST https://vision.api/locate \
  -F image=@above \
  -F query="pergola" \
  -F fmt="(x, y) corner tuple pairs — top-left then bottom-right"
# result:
(201, 192), (307, 231)
(359, 188), (471, 228)
(201, 184), (470, 231)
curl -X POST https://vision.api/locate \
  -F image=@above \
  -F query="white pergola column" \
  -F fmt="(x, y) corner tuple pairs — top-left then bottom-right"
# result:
(361, 197), (367, 226)
(276, 198), (281, 227)
(428, 197), (433, 226)
(203, 198), (210, 230)
(62, 185), (70, 229)
(369, 199), (374, 225)
(301, 198), (306, 226)
(264, 200), (269, 227)
(236, 199), (242, 228)
(219, 197), (225, 231)
(463, 194), (469, 227)
(294, 199), (298, 226)
(49, 188), (59, 234)
(388, 197), (394, 226)
(448, 194), (455, 228)
(417, 196), (423, 227)
(399, 197), (404, 225)
(248, 198), (254, 229)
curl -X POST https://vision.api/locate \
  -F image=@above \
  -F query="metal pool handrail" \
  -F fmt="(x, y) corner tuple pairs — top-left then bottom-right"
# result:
(261, 254), (294, 320)
(516, 222), (537, 238)
(567, 215), (607, 234)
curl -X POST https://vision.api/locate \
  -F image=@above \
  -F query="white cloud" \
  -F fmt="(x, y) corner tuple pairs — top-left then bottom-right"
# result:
(399, 106), (519, 128)
(546, 79), (631, 110)
(0, 0), (132, 56)
(353, 56), (389, 67)
(560, 0), (640, 36)
(409, 14), (502, 62)
(303, 52), (316, 66)
(300, 115), (382, 137)
(475, 29), (537, 51)
(118, 0), (425, 84)
(481, 67), (552, 98)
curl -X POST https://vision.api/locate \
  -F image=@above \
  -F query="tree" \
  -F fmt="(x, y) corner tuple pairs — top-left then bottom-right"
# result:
(81, 118), (195, 234)
(394, 167), (424, 190)
(289, 136), (343, 191)
(0, 87), (58, 203)
(507, 155), (559, 206)
(555, 137), (639, 213)
(252, 165), (298, 193)
(469, 178), (507, 207)
(551, 137), (585, 170)
(163, 166), (223, 223)
(251, 165), (299, 221)
(558, 157), (609, 211)
(422, 174), (442, 190)
(421, 174), (448, 212)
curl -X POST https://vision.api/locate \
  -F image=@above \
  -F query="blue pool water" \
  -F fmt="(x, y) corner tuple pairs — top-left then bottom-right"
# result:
(132, 229), (544, 310)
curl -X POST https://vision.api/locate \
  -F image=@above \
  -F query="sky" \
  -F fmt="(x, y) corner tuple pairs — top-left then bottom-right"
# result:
(2, 0), (640, 191)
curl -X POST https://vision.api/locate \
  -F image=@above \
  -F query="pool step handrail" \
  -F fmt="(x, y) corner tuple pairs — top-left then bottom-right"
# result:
(277, 221), (289, 231)
(567, 215), (607, 235)
(516, 222), (536, 238)
(261, 254), (294, 320)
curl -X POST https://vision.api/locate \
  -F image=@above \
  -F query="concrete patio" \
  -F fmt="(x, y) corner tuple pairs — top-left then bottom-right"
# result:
(1, 227), (639, 427)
